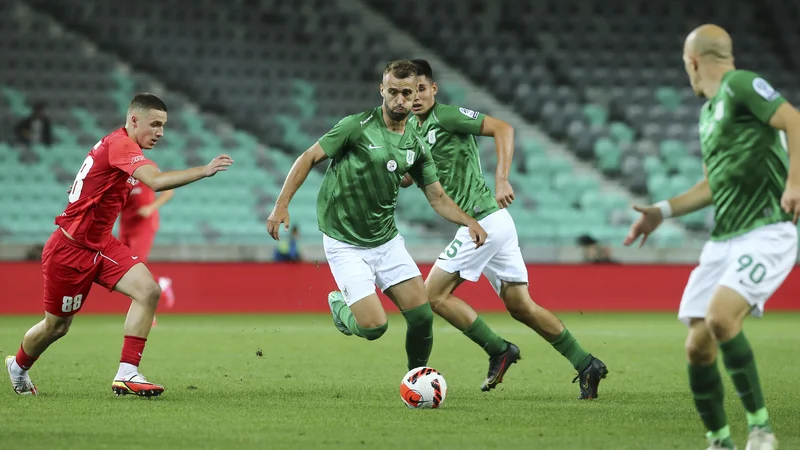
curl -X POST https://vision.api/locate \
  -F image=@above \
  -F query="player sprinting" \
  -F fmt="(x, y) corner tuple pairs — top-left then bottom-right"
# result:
(5, 93), (233, 397)
(267, 60), (487, 371)
(119, 183), (177, 326)
(625, 25), (800, 450)
(402, 60), (608, 397)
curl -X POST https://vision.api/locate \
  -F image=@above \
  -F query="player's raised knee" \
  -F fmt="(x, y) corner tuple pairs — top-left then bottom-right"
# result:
(361, 321), (389, 341)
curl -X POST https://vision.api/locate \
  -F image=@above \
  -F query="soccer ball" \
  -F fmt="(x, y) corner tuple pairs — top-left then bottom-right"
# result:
(399, 366), (447, 409)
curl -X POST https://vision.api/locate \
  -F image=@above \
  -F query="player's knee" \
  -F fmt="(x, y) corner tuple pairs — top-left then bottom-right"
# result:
(362, 321), (388, 341)
(404, 303), (434, 330)
(685, 331), (716, 365)
(45, 319), (71, 340)
(427, 292), (447, 314)
(135, 279), (162, 308)
(705, 311), (739, 342)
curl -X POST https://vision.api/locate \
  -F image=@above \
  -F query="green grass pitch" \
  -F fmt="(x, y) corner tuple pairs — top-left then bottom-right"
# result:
(1, 312), (798, 449)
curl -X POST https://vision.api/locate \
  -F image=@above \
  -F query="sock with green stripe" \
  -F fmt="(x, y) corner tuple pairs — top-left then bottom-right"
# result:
(720, 331), (771, 432)
(689, 361), (731, 446)
(463, 316), (508, 357)
(550, 329), (593, 372)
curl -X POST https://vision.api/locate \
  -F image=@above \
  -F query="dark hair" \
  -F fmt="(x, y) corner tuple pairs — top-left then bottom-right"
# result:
(411, 59), (434, 81)
(129, 93), (168, 113)
(383, 59), (418, 79)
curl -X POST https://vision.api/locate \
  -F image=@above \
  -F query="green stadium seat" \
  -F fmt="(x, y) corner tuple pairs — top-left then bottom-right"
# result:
(522, 139), (546, 158)
(655, 86), (682, 112)
(609, 122), (636, 144)
(659, 139), (688, 170)
(1, 86), (31, 116)
(643, 155), (665, 176)
(676, 157), (704, 181)
(583, 104), (608, 126)
(439, 83), (468, 105)
(594, 138), (621, 173)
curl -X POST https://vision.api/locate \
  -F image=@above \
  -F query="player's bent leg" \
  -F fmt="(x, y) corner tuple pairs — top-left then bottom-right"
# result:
(685, 318), (735, 449)
(338, 292), (389, 340)
(707, 287), (776, 448)
(500, 282), (607, 399)
(109, 262), (164, 397)
(384, 276), (434, 371)
(7, 313), (74, 396)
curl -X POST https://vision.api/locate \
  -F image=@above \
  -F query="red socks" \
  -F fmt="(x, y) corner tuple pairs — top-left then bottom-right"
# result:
(15, 345), (38, 370)
(120, 335), (147, 366)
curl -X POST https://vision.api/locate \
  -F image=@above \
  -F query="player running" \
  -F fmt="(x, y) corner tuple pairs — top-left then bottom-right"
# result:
(625, 25), (800, 450)
(119, 183), (177, 324)
(267, 60), (487, 371)
(402, 60), (608, 398)
(5, 93), (233, 398)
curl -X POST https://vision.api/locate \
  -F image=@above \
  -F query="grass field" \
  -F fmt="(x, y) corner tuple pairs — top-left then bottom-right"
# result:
(1, 312), (798, 449)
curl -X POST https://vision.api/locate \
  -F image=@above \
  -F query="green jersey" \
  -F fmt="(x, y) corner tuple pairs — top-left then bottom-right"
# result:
(317, 107), (439, 247)
(699, 70), (792, 240)
(414, 102), (499, 220)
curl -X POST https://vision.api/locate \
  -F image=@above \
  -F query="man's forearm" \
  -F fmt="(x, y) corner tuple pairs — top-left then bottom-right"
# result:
(150, 167), (206, 191)
(661, 179), (713, 217)
(275, 153), (314, 207)
(427, 191), (473, 226)
(786, 129), (800, 184)
(494, 126), (514, 181)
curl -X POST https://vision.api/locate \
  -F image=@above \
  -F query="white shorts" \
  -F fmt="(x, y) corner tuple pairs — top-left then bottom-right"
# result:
(678, 222), (798, 326)
(433, 209), (529, 295)
(323, 233), (422, 306)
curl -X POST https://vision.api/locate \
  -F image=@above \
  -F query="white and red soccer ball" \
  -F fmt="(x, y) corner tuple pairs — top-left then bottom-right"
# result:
(400, 366), (447, 409)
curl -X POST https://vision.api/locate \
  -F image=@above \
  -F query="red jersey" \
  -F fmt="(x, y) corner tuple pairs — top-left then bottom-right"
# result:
(56, 128), (156, 250)
(121, 183), (159, 230)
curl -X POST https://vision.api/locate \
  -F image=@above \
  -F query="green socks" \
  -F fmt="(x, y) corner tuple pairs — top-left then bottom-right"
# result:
(720, 331), (770, 431)
(332, 301), (388, 341)
(688, 362), (729, 437)
(550, 329), (593, 372)
(463, 316), (508, 357)
(402, 303), (434, 371)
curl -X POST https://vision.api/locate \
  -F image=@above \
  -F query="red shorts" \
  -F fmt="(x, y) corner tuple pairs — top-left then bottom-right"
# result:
(118, 223), (156, 263)
(42, 229), (141, 317)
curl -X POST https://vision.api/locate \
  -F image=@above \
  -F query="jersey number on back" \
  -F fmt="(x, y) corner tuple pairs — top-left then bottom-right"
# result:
(68, 156), (95, 203)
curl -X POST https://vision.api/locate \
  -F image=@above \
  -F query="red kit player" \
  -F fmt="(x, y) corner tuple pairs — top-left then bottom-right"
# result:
(119, 183), (176, 314)
(5, 93), (233, 397)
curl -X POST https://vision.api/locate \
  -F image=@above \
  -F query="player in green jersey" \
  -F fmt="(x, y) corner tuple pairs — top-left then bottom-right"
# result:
(625, 25), (800, 450)
(401, 60), (608, 398)
(267, 60), (487, 371)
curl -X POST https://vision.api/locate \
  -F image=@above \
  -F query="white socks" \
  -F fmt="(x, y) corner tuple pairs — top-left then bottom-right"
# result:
(115, 362), (138, 380)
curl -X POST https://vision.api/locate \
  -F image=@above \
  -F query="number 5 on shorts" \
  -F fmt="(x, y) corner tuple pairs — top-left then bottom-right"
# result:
(736, 255), (766, 284)
(62, 294), (83, 313)
(444, 239), (463, 258)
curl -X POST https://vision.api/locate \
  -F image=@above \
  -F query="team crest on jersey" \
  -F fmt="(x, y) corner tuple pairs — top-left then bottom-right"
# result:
(406, 150), (416, 165)
(427, 130), (436, 145)
(459, 107), (479, 119)
(752, 78), (780, 101)
(387, 160), (397, 172)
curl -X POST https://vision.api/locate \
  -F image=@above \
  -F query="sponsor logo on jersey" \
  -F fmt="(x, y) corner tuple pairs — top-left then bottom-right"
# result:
(127, 176), (139, 186)
(406, 150), (415, 165)
(131, 155), (146, 165)
(342, 286), (350, 300)
(459, 107), (479, 119)
(752, 78), (780, 102)
(368, 143), (383, 149)
(387, 160), (397, 172)
(427, 130), (436, 145)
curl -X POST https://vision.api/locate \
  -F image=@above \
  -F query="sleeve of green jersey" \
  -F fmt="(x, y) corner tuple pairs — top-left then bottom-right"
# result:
(729, 71), (787, 124)
(408, 139), (439, 187)
(435, 104), (486, 136)
(318, 116), (360, 158)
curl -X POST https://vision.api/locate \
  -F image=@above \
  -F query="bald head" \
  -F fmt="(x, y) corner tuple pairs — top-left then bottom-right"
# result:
(684, 24), (733, 62)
